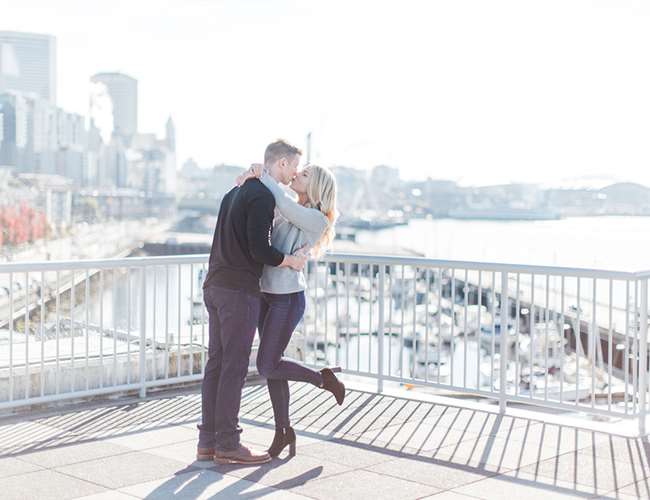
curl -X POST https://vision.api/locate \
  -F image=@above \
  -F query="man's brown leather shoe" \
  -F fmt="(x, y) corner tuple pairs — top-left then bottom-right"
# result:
(214, 444), (271, 465)
(196, 447), (215, 461)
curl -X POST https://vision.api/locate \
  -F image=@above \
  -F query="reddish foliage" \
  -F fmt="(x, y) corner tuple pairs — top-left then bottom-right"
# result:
(0, 203), (48, 247)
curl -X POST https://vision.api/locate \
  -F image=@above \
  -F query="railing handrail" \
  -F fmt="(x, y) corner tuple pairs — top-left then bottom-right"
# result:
(321, 253), (642, 280)
(0, 250), (647, 433)
(0, 254), (209, 273)
(0, 252), (646, 280)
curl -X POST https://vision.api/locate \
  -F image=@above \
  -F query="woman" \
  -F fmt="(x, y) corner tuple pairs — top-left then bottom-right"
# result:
(237, 163), (345, 458)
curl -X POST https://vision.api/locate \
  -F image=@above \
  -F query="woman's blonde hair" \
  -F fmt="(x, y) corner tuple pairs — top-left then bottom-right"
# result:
(305, 165), (338, 257)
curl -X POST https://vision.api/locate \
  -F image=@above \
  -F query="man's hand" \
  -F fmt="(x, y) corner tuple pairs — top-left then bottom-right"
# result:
(293, 243), (311, 259)
(280, 252), (308, 271)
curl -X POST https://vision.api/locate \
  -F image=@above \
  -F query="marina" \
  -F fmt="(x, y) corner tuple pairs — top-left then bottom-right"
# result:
(1, 254), (636, 412)
(1, 216), (649, 422)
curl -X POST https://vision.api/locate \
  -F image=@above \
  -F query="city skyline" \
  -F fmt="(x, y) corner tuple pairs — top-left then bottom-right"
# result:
(0, 39), (177, 197)
(2, 0), (650, 188)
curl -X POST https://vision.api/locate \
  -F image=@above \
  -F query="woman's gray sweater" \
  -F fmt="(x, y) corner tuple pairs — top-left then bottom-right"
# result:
(258, 172), (328, 294)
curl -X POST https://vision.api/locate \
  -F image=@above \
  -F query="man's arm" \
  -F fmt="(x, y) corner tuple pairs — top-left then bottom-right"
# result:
(246, 191), (306, 271)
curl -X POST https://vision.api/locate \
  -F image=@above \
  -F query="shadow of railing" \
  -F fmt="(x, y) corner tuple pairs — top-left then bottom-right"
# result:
(0, 382), (648, 498)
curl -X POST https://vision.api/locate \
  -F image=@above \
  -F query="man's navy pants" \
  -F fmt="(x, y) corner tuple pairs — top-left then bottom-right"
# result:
(199, 285), (261, 451)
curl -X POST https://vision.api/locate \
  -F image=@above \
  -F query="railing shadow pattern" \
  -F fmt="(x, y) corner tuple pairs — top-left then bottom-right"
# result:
(0, 383), (648, 498)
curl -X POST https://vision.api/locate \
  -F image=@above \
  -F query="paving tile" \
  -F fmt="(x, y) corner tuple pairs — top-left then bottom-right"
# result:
(245, 424), (330, 447)
(128, 440), (215, 470)
(290, 468), (441, 499)
(34, 405), (127, 432)
(238, 386), (275, 411)
(420, 493), (483, 499)
(491, 421), (611, 454)
(516, 449), (644, 496)
(0, 455), (44, 478)
(2, 386), (647, 500)
(214, 452), (351, 490)
(287, 392), (395, 434)
(286, 387), (338, 417)
(505, 468), (609, 497)
(422, 407), (529, 436)
(349, 419), (480, 453)
(264, 386), (388, 424)
(593, 493), (644, 500)
(0, 469), (107, 500)
(17, 440), (133, 468)
(55, 450), (193, 489)
(291, 402), (368, 435)
(453, 470), (594, 499)
(295, 398), (446, 443)
(337, 398), (445, 435)
(577, 437), (650, 468)
(299, 439), (396, 468)
(0, 420), (69, 454)
(76, 492), (137, 499)
(365, 456), (499, 490)
(38, 398), (199, 437)
(431, 434), (563, 473)
(601, 476), (650, 499)
(119, 469), (311, 499)
(238, 423), (283, 447)
(344, 397), (445, 425)
(102, 425), (197, 451)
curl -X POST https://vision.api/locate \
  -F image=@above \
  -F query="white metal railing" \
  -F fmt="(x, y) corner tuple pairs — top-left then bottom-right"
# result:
(0, 253), (648, 434)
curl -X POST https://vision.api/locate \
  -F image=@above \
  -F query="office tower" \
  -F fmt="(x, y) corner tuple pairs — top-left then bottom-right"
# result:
(165, 116), (175, 152)
(0, 31), (57, 104)
(0, 92), (28, 167)
(90, 72), (138, 139)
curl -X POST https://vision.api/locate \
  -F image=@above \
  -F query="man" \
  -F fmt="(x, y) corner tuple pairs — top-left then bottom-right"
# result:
(198, 139), (306, 464)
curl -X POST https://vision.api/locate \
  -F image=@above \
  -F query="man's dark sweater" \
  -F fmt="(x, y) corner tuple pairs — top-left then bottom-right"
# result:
(203, 179), (284, 294)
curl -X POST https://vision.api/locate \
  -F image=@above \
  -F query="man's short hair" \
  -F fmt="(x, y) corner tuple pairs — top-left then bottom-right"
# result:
(264, 139), (302, 166)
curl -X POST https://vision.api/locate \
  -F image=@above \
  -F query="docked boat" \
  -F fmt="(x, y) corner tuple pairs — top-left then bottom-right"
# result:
(517, 321), (566, 369)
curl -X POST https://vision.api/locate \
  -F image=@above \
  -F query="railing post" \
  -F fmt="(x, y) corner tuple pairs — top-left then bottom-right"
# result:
(639, 278), (648, 436)
(499, 271), (509, 413)
(139, 267), (147, 399)
(377, 265), (386, 394)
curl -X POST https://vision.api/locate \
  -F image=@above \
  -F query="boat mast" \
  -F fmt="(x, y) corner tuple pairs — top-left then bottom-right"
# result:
(306, 131), (312, 164)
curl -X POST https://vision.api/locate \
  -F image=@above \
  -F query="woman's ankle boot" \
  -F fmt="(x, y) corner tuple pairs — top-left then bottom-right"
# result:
(320, 367), (345, 405)
(268, 426), (296, 458)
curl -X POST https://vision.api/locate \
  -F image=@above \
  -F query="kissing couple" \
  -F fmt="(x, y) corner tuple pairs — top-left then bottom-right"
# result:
(197, 139), (346, 464)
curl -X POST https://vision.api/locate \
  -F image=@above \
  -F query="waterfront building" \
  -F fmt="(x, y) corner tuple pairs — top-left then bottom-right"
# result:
(90, 72), (138, 141)
(0, 31), (57, 104)
(126, 117), (176, 195)
(0, 92), (28, 168)
(0, 90), (91, 185)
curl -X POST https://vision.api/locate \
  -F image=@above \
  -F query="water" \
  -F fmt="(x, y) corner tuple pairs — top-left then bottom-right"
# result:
(30, 215), (650, 341)
(6, 216), (643, 402)
(355, 215), (650, 271)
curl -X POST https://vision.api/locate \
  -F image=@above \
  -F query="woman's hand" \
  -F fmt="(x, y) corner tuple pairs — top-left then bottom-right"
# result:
(235, 163), (265, 186)
(249, 163), (264, 177)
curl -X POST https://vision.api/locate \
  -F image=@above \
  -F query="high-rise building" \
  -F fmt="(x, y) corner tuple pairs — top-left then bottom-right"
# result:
(127, 122), (176, 194)
(90, 72), (138, 139)
(0, 92), (29, 167)
(0, 31), (57, 104)
(165, 116), (175, 152)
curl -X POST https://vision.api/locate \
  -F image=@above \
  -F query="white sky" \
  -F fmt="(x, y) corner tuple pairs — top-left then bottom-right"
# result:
(2, 0), (649, 186)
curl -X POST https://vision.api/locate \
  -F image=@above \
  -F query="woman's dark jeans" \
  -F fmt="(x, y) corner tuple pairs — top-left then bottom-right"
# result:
(256, 291), (323, 429)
